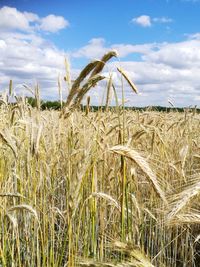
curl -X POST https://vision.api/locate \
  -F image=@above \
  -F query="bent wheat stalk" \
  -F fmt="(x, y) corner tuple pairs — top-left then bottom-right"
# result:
(166, 180), (200, 222)
(90, 50), (118, 78)
(8, 204), (38, 221)
(109, 145), (167, 204)
(117, 67), (138, 94)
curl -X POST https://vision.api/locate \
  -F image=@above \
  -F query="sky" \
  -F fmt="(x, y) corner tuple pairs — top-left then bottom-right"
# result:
(0, 0), (200, 106)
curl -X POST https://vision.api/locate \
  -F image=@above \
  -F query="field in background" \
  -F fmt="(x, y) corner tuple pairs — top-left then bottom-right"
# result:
(1, 52), (200, 266)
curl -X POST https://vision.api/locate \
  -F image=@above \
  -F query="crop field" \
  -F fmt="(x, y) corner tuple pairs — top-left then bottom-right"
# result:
(1, 53), (200, 267)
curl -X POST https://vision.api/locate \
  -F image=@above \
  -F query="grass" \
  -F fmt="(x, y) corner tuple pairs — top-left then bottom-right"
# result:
(0, 52), (200, 266)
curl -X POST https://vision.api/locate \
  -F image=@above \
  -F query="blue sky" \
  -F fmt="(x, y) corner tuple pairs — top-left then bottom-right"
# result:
(0, 0), (200, 106)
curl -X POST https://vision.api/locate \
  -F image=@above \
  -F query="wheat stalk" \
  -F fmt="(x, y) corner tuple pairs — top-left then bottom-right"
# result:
(66, 60), (100, 107)
(105, 74), (113, 110)
(74, 74), (105, 105)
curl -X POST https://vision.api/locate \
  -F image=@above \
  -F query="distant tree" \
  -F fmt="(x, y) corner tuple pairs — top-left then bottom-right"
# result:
(26, 97), (38, 108)
(41, 101), (61, 110)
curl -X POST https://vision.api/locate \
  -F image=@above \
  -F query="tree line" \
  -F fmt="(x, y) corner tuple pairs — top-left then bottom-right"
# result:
(26, 97), (200, 113)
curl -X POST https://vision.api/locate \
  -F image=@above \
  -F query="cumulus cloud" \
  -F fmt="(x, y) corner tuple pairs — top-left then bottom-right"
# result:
(0, 31), (67, 99)
(143, 39), (200, 68)
(132, 15), (151, 27)
(0, 6), (70, 99)
(39, 14), (69, 33)
(73, 38), (107, 59)
(0, 6), (69, 33)
(132, 15), (173, 27)
(0, 6), (35, 31)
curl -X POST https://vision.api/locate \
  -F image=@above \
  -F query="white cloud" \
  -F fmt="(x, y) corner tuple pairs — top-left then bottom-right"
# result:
(0, 31), (67, 99)
(23, 11), (39, 23)
(0, 6), (34, 31)
(111, 43), (158, 57)
(132, 15), (173, 27)
(143, 39), (200, 68)
(72, 38), (107, 59)
(0, 6), (69, 33)
(39, 14), (69, 33)
(0, 6), (71, 99)
(132, 15), (151, 27)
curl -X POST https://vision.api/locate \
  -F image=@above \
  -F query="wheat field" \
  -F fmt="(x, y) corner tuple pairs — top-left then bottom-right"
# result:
(1, 52), (200, 266)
